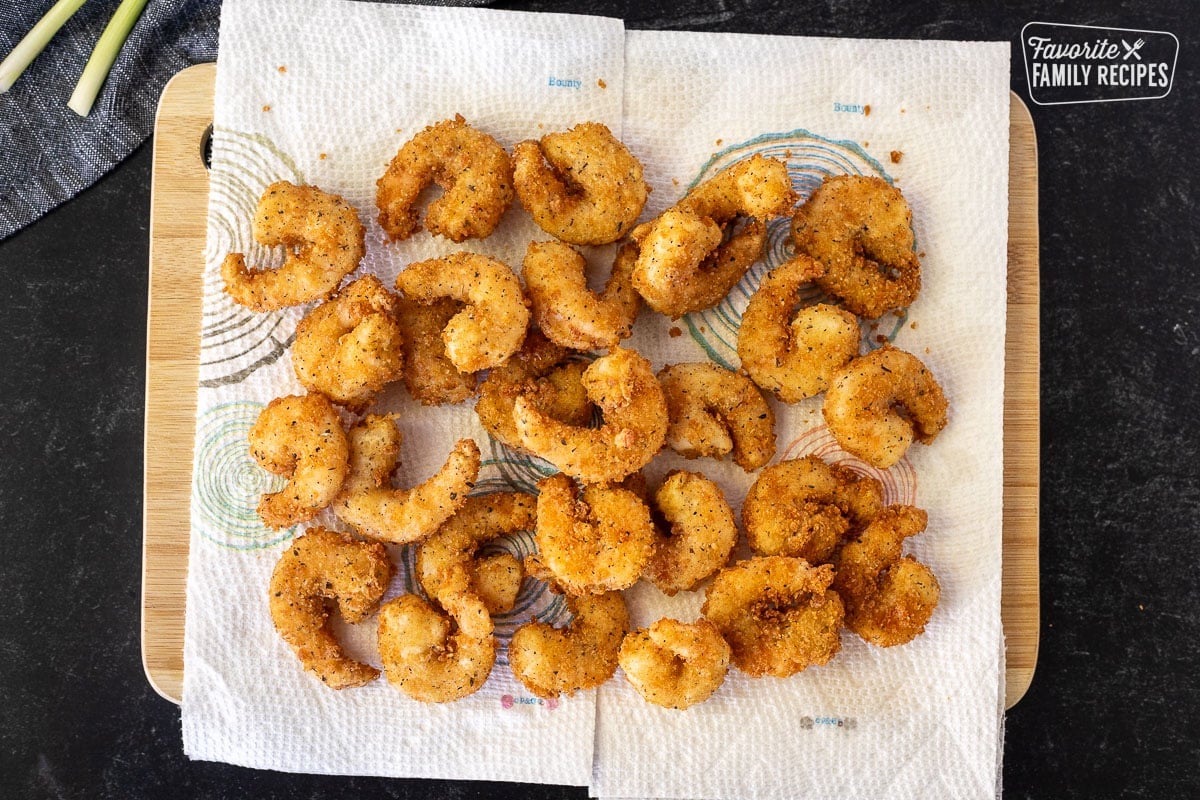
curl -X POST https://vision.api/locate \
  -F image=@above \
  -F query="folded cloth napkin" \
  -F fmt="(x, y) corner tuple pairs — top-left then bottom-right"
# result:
(181, 1), (1011, 795)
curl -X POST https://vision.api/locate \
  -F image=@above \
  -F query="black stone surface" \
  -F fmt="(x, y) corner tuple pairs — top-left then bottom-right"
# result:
(1, 1), (1197, 798)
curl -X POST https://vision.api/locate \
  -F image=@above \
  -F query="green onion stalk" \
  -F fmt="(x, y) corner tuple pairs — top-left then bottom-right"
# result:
(0, 0), (88, 93)
(68, 0), (150, 116)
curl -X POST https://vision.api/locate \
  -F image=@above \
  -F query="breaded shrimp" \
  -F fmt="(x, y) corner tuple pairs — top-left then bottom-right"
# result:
(221, 181), (365, 312)
(522, 240), (641, 351)
(377, 584), (496, 703)
(394, 295), (477, 406)
(631, 155), (796, 318)
(508, 589), (629, 698)
(268, 527), (393, 689)
(416, 491), (535, 623)
(526, 473), (655, 595)
(701, 556), (844, 678)
(513, 122), (650, 245)
(248, 393), (349, 529)
(474, 331), (592, 451)
(822, 345), (949, 469)
(376, 115), (514, 242)
(644, 470), (738, 596)
(394, 252), (530, 374)
(742, 455), (883, 565)
(833, 505), (940, 647)
(618, 618), (731, 709)
(737, 254), (861, 402)
(333, 414), (480, 544)
(657, 361), (776, 471)
(513, 346), (668, 484)
(791, 174), (921, 319)
(290, 275), (404, 411)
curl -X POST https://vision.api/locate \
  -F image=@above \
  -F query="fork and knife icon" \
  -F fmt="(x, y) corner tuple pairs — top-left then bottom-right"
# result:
(1121, 38), (1146, 60)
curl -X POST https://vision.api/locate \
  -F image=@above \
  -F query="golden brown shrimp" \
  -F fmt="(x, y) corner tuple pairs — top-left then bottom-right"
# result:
(221, 181), (365, 312)
(630, 155), (796, 318)
(644, 470), (738, 596)
(333, 414), (480, 544)
(522, 240), (641, 351)
(791, 174), (921, 319)
(290, 275), (404, 411)
(268, 527), (393, 689)
(394, 295), (477, 406)
(822, 345), (949, 469)
(474, 331), (592, 451)
(657, 362), (776, 471)
(513, 346), (668, 484)
(833, 505), (940, 647)
(394, 252), (530, 374)
(247, 393), (349, 529)
(526, 473), (655, 595)
(508, 589), (629, 698)
(618, 618), (731, 709)
(377, 585), (496, 703)
(742, 455), (883, 565)
(416, 491), (535, 623)
(701, 556), (844, 678)
(736, 254), (861, 402)
(512, 122), (649, 245)
(375, 115), (514, 242)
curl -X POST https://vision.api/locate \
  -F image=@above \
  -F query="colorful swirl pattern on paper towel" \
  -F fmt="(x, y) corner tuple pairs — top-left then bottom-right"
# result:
(201, 129), (306, 387)
(192, 401), (297, 550)
(680, 129), (911, 368)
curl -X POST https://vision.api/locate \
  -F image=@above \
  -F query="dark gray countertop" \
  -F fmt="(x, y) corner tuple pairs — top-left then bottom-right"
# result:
(2, 1), (1197, 797)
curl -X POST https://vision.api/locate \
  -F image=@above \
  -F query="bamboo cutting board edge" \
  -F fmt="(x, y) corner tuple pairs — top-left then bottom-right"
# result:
(141, 62), (1041, 709)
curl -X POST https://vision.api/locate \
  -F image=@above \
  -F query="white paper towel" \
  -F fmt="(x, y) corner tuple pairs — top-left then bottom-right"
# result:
(182, 0), (624, 785)
(591, 30), (1010, 800)
(180, 1), (1011, 795)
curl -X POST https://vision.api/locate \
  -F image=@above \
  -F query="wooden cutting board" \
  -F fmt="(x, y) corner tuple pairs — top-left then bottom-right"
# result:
(142, 62), (1040, 708)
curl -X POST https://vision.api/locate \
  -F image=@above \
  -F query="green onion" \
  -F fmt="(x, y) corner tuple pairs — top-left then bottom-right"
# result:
(67, 0), (148, 117)
(0, 0), (88, 93)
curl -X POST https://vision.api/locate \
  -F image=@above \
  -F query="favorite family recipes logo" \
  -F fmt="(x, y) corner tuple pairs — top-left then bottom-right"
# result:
(1021, 22), (1178, 105)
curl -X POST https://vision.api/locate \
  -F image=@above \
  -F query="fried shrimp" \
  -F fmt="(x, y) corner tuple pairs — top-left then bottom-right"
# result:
(291, 275), (404, 411)
(513, 346), (668, 484)
(631, 155), (796, 318)
(822, 345), (949, 469)
(333, 414), (480, 544)
(736, 254), (861, 402)
(657, 362), (776, 471)
(248, 393), (349, 529)
(618, 618), (731, 709)
(742, 455), (883, 565)
(791, 174), (921, 319)
(701, 556), (844, 678)
(513, 122), (650, 245)
(522, 240), (641, 350)
(644, 471), (738, 596)
(394, 296), (476, 405)
(268, 527), (393, 689)
(375, 115), (514, 242)
(221, 181), (365, 312)
(394, 252), (530, 374)
(527, 473), (655, 595)
(377, 589), (496, 703)
(508, 589), (629, 698)
(475, 331), (592, 451)
(416, 491), (535, 623)
(833, 505), (939, 647)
